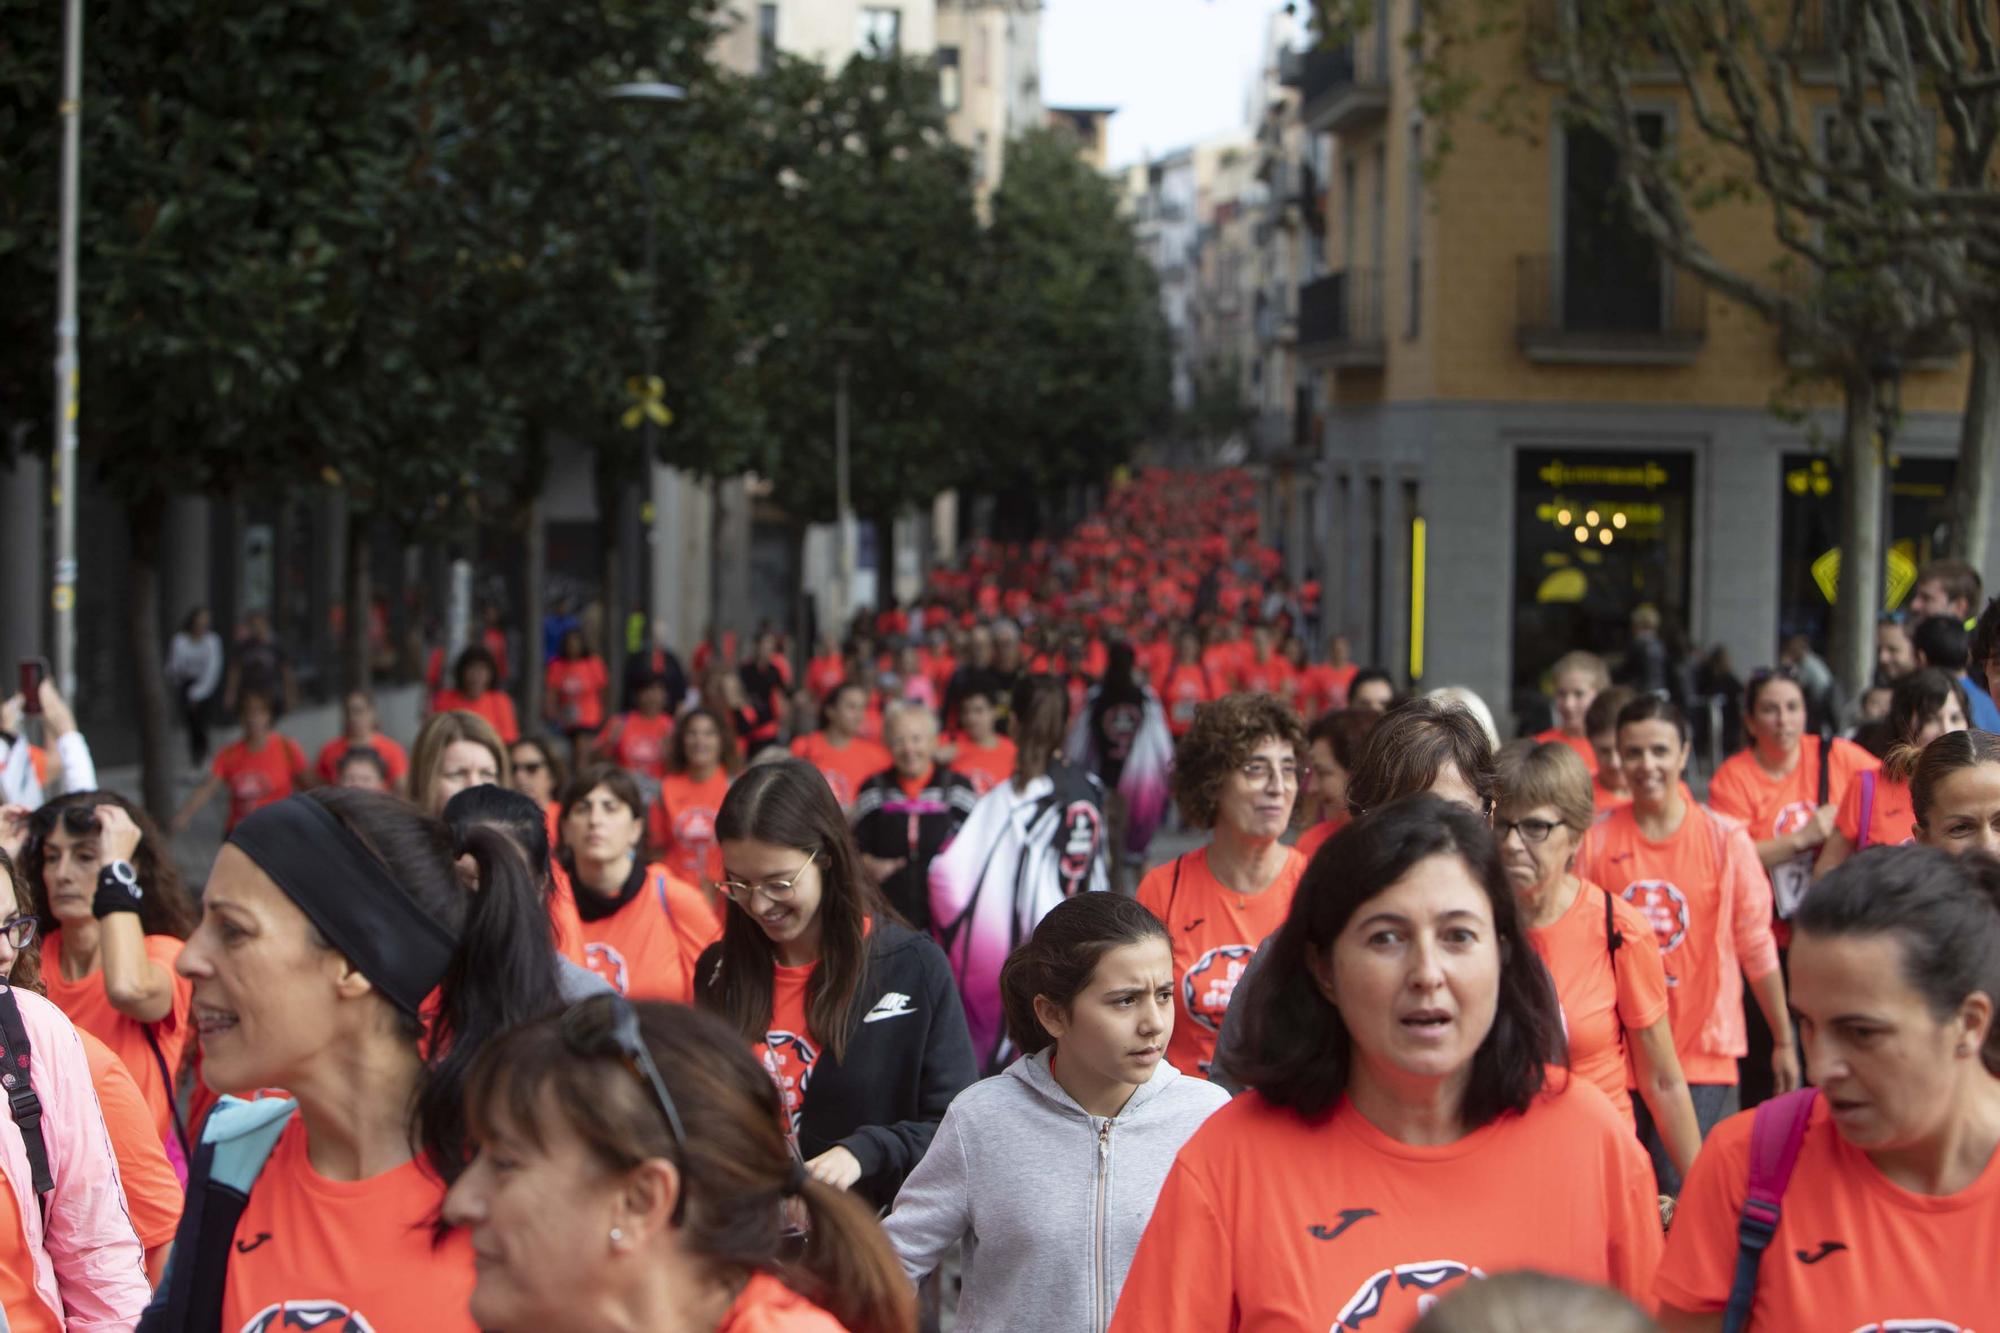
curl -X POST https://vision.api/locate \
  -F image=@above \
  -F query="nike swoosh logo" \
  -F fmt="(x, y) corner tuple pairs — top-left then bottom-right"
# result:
(1796, 1241), (1847, 1265)
(1307, 1208), (1379, 1241)
(235, 1232), (273, 1254)
(1182, 917), (1205, 932)
(862, 1006), (915, 1023)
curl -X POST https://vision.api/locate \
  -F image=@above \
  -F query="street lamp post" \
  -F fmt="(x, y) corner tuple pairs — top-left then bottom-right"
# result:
(604, 82), (683, 685)
(52, 0), (83, 700)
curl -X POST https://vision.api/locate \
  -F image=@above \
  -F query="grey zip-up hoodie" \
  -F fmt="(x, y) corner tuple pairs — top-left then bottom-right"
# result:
(884, 1049), (1230, 1333)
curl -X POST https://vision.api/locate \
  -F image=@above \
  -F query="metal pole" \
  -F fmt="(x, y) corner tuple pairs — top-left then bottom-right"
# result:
(52, 0), (82, 701)
(835, 354), (852, 633)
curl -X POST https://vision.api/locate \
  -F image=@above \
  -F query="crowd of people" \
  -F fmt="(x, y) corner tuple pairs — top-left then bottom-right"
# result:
(0, 467), (1994, 1330)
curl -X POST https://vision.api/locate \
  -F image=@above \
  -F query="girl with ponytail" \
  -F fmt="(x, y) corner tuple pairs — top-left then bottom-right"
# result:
(1907, 728), (2000, 857)
(141, 789), (564, 1331)
(447, 996), (914, 1333)
(1814, 669), (1969, 876)
(884, 894), (1228, 1332)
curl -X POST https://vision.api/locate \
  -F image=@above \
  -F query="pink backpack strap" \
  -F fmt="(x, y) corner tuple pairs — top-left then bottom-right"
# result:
(1855, 771), (1876, 851)
(1722, 1087), (1820, 1333)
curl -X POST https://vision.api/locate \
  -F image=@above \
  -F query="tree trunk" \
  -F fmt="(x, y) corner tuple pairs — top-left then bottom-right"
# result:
(789, 517), (813, 691)
(1831, 371), (1883, 701)
(1953, 320), (2000, 574)
(595, 455), (626, 689)
(708, 478), (727, 655)
(343, 505), (372, 695)
(125, 497), (175, 821)
(522, 491), (547, 728)
(876, 509), (898, 612)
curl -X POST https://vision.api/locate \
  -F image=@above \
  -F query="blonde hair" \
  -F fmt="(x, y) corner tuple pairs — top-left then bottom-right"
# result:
(1423, 686), (1500, 750)
(411, 710), (512, 816)
(1549, 651), (1609, 692)
(1494, 739), (1595, 834)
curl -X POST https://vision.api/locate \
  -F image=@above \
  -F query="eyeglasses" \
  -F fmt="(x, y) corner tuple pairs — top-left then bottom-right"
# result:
(719, 850), (817, 904)
(0, 916), (34, 950)
(1495, 817), (1562, 845)
(561, 994), (690, 1223)
(1237, 759), (1301, 787)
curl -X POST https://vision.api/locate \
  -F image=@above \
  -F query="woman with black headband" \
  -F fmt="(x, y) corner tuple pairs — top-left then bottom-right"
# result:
(139, 789), (562, 1332)
(445, 997), (914, 1333)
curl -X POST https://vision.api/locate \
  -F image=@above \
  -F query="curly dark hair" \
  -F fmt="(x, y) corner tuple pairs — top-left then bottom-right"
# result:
(24, 791), (196, 939)
(1169, 692), (1306, 830)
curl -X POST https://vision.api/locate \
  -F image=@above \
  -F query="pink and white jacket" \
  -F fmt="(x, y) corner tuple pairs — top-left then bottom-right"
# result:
(0, 985), (149, 1330)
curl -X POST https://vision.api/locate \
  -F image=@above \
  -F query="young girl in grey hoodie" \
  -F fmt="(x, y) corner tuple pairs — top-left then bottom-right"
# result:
(885, 892), (1231, 1333)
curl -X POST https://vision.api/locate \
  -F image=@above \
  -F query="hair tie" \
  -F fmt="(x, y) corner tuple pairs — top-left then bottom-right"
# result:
(785, 1160), (810, 1197)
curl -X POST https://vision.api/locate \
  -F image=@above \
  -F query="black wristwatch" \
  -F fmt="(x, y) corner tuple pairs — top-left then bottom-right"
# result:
(92, 861), (144, 918)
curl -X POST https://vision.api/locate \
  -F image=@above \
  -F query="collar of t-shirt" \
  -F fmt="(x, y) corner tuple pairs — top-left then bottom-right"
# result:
(897, 768), (934, 800)
(562, 852), (649, 923)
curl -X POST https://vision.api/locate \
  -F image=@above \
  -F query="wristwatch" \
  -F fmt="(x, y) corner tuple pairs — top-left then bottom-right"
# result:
(105, 860), (140, 890)
(92, 860), (144, 918)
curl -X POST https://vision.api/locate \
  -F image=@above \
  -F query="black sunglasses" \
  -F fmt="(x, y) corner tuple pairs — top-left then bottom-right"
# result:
(562, 994), (690, 1223)
(29, 805), (101, 837)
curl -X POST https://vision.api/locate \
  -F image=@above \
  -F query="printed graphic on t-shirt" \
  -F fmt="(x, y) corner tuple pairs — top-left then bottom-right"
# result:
(584, 941), (630, 995)
(673, 807), (716, 858)
(1620, 879), (1691, 963)
(1771, 799), (1818, 918)
(1057, 801), (1103, 890)
(1102, 702), (1142, 762)
(1183, 943), (1257, 1034)
(761, 1029), (820, 1135)
(1333, 1260), (1485, 1329)
(241, 1301), (375, 1331)
(231, 771), (275, 807)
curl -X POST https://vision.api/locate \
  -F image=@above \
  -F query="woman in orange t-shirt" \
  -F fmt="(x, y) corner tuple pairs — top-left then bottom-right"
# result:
(592, 673), (677, 803)
(1135, 694), (1309, 1080)
(1532, 650), (1608, 776)
(1656, 846), (2000, 1328)
(25, 795), (196, 1157)
(1112, 797), (1663, 1332)
(545, 630), (610, 758)
(1160, 630), (1216, 739)
(1295, 707), (1378, 856)
(558, 766), (720, 1002)
(432, 644), (521, 744)
(648, 708), (738, 889)
(1496, 739), (1701, 1176)
(148, 788), (564, 1331)
(1815, 668), (1968, 878)
(447, 996), (912, 1333)
(170, 690), (309, 835)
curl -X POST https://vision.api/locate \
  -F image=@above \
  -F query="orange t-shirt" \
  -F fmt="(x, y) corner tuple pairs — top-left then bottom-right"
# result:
(1108, 1081), (1663, 1331)
(1594, 782), (1633, 815)
(717, 1272), (847, 1333)
(648, 769), (732, 886)
(212, 735), (307, 830)
(222, 1117), (477, 1333)
(1525, 880), (1670, 1124)
(79, 1030), (182, 1250)
(42, 930), (192, 1147)
(1708, 735), (1877, 915)
(1135, 847), (1306, 1079)
(788, 733), (891, 808)
(0, 1174), (57, 1332)
(1534, 727), (1600, 776)
(1236, 655), (1294, 699)
(947, 735), (1016, 796)
(315, 733), (410, 785)
(547, 860), (587, 966)
(1835, 768), (1917, 851)
(432, 689), (519, 744)
(546, 657), (609, 731)
(574, 865), (722, 1002)
(598, 712), (675, 783)
(1656, 1096), (2000, 1325)
(1293, 815), (1347, 864)
(1574, 806), (1741, 1084)
(756, 959), (820, 1142)
(1162, 664), (1216, 736)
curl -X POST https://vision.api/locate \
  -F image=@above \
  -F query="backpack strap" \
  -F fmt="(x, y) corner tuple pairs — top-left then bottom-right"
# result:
(0, 984), (52, 1198)
(1815, 733), (1831, 809)
(1603, 886), (1622, 967)
(142, 1096), (297, 1333)
(1722, 1087), (1819, 1333)
(142, 1024), (192, 1160)
(1855, 770), (1876, 852)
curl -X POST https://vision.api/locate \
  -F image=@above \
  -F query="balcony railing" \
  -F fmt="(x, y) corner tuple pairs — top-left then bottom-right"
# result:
(1298, 38), (1389, 135)
(1516, 253), (1707, 364)
(1299, 268), (1385, 368)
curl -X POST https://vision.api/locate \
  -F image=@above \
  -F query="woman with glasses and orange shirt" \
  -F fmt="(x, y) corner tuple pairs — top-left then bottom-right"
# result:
(696, 759), (975, 1211)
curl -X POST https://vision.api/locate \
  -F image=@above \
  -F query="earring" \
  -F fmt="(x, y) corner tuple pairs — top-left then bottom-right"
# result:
(609, 1227), (625, 1243)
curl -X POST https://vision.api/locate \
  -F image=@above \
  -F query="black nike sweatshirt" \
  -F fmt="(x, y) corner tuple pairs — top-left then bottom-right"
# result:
(695, 920), (977, 1210)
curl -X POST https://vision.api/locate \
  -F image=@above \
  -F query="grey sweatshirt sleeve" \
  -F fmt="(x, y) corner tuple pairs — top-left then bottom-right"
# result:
(882, 1100), (972, 1283)
(1206, 936), (1270, 1096)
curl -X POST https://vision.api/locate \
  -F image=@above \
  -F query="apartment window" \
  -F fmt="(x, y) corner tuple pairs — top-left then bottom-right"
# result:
(1560, 112), (1666, 333)
(937, 45), (961, 111)
(1406, 122), (1423, 339)
(757, 3), (779, 75)
(859, 6), (901, 57)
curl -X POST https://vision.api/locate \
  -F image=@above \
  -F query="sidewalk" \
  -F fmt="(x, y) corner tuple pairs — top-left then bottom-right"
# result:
(94, 685), (428, 890)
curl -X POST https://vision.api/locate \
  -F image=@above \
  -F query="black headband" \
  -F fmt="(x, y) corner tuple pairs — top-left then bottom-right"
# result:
(227, 796), (456, 1018)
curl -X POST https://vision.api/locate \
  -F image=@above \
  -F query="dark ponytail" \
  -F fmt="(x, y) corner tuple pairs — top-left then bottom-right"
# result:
(467, 1000), (915, 1333)
(310, 789), (563, 1186)
(1000, 893), (1168, 1056)
(1894, 728), (2000, 827)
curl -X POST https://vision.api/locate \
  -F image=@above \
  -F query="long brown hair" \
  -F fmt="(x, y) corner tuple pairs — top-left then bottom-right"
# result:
(25, 791), (196, 939)
(411, 710), (512, 816)
(1009, 674), (1069, 791)
(701, 761), (890, 1062)
(466, 999), (913, 1333)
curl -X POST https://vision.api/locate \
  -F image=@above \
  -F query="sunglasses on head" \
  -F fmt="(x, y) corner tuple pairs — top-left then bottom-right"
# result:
(29, 805), (101, 838)
(560, 994), (691, 1224)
